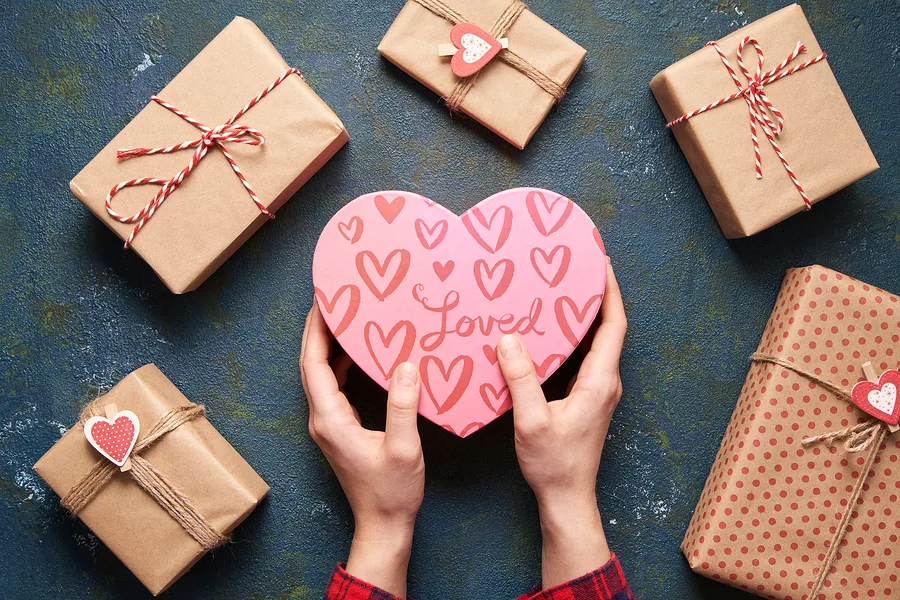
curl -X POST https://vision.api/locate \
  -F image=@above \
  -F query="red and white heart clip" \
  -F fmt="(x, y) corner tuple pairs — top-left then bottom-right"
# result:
(851, 365), (900, 428)
(83, 404), (141, 469)
(438, 22), (509, 78)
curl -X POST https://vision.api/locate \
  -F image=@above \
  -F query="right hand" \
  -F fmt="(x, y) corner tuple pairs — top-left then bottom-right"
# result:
(496, 260), (627, 589)
(300, 302), (424, 597)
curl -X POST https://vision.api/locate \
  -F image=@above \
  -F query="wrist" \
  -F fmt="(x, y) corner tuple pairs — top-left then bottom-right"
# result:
(354, 506), (417, 541)
(536, 489), (599, 530)
(539, 497), (602, 546)
(346, 517), (415, 597)
(536, 492), (611, 589)
(352, 516), (415, 554)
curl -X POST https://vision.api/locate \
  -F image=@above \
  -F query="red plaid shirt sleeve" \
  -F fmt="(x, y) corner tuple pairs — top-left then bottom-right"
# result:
(323, 555), (634, 600)
(515, 554), (635, 600)
(323, 563), (409, 600)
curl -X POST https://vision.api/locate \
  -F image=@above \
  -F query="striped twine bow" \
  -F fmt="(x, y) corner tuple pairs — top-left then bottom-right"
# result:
(666, 37), (827, 210)
(106, 67), (304, 248)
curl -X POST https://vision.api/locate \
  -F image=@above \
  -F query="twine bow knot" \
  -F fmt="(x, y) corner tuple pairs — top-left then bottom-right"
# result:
(721, 38), (793, 182)
(116, 120), (265, 161)
(106, 68), (304, 248)
(666, 37), (828, 210)
(802, 418), (885, 454)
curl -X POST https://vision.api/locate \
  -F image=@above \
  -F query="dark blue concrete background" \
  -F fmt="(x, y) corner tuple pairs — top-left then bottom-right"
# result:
(0, 1), (897, 598)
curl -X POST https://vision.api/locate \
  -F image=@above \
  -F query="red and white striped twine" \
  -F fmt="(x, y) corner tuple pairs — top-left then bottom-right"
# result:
(106, 68), (304, 248)
(665, 37), (827, 210)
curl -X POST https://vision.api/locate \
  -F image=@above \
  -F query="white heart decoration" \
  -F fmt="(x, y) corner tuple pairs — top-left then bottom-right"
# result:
(461, 33), (491, 64)
(868, 383), (897, 415)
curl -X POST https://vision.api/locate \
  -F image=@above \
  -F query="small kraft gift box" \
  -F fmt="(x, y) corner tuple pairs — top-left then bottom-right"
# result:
(651, 4), (878, 238)
(33, 365), (269, 596)
(682, 266), (900, 599)
(71, 17), (348, 293)
(378, 0), (586, 149)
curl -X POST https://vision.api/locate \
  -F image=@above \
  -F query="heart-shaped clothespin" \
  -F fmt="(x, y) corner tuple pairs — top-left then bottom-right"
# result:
(851, 362), (900, 431)
(84, 404), (140, 470)
(438, 23), (509, 78)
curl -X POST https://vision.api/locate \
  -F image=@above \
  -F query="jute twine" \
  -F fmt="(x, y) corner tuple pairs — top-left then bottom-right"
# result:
(411, 0), (567, 111)
(750, 352), (891, 599)
(61, 401), (228, 550)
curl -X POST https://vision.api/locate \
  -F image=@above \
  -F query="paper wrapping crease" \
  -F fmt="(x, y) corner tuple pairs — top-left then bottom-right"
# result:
(33, 364), (269, 595)
(70, 17), (348, 293)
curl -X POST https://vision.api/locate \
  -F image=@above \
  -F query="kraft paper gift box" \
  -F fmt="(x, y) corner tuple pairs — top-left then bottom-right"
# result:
(378, 0), (586, 149)
(71, 17), (348, 293)
(650, 4), (878, 238)
(681, 266), (900, 599)
(33, 365), (269, 595)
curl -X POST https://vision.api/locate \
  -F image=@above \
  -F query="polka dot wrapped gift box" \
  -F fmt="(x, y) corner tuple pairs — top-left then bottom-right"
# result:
(681, 265), (900, 600)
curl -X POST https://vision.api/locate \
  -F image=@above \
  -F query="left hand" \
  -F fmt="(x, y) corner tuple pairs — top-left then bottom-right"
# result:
(300, 302), (424, 598)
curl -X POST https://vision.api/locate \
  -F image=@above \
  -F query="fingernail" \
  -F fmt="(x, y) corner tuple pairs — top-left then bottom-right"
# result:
(607, 255), (612, 264)
(498, 335), (522, 359)
(396, 362), (417, 387)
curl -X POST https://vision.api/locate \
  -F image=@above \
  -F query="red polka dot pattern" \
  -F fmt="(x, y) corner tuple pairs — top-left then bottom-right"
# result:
(681, 266), (900, 600)
(88, 415), (137, 463)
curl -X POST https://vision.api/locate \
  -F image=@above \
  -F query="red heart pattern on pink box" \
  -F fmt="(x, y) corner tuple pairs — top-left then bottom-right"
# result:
(312, 188), (607, 437)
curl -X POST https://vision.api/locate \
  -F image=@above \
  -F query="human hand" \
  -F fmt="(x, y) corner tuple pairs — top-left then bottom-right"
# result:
(496, 260), (627, 588)
(300, 302), (424, 598)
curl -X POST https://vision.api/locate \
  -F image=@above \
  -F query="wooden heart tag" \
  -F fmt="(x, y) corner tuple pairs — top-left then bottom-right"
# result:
(84, 404), (140, 469)
(438, 22), (508, 78)
(851, 363), (900, 428)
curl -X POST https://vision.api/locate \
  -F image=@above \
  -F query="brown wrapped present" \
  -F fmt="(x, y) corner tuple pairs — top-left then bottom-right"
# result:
(682, 266), (900, 599)
(378, 0), (586, 149)
(650, 5), (878, 238)
(71, 17), (348, 293)
(34, 365), (269, 595)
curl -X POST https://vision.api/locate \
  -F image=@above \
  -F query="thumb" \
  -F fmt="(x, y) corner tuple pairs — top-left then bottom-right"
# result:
(385, 362), (422, 455)
(496, 335), (550, 432)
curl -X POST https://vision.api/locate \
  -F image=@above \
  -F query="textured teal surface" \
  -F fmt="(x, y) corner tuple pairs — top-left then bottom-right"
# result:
(0, 1), (898, 598)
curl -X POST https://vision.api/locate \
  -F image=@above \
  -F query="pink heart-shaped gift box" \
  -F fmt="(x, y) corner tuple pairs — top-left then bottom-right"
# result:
(312, 188), (607, 437)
